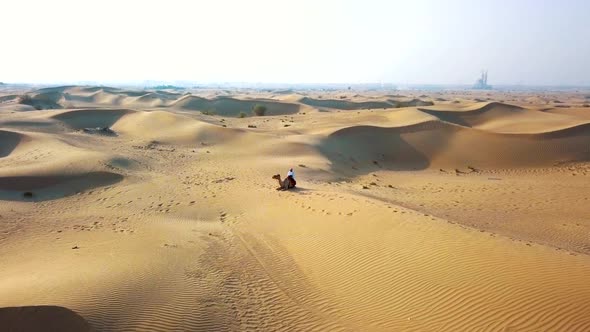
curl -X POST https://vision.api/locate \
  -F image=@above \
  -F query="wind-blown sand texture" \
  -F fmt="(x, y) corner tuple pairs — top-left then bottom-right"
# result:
(1, 86), (590, 331)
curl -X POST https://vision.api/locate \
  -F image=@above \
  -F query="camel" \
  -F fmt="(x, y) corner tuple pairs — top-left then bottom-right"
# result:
(272, 174), (296, 190)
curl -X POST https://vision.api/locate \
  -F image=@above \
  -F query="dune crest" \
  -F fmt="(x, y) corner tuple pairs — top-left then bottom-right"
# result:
(318, 120), (590, 170)
(419, 102), (590, 133)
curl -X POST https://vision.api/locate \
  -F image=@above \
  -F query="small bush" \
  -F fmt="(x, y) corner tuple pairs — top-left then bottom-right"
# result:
(239, 111), (247, 118)
(202, 109), (215, 116)
(18, 94), (34, 105)
(252, 104), (267, 116)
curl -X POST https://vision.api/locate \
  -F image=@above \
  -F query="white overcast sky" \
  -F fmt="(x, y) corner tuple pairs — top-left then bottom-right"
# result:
(2, 0), (589, 85)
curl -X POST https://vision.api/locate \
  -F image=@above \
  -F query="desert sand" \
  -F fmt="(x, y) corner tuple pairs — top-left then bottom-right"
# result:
(1, 86), (590, 331)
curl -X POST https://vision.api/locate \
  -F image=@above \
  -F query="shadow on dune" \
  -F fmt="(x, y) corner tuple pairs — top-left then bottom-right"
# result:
(63, 93), (98, 104)
(418, 102), (526, 128)
(17, 92), (63, 110)
(418, 110), (471, 127)
(0, 172), (124, 201)
(282, 187), (313, 194)
(317, 125), (431, 176)
(291, 186), (312, 192)
(51, 109), (134, 129)
(317, 121), (590, 174)
(0, 130), (25, 158)
(0, 306), (91, 332)
(299, 97), (433, 110)
(300, 97), (393, 110)
(174, 96), (300, 117)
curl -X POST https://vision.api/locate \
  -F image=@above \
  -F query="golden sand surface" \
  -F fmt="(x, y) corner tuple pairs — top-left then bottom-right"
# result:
(1, 86), (590, 331)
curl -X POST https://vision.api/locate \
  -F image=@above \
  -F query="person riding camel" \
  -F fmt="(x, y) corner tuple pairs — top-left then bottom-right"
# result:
(271, 168), (297, 190)
(287, 168), (296, 188)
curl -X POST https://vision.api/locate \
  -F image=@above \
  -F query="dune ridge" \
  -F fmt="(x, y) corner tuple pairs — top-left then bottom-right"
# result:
(299, 96), (434, 110)
(418, 101), (590, 133)
(7, 86), (303, 117)
(319, 119), (590, 170)
(172, 95), (301, 116)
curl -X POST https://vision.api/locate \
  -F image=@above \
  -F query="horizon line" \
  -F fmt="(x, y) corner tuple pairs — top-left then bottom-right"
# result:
(3, 81), (590, 89)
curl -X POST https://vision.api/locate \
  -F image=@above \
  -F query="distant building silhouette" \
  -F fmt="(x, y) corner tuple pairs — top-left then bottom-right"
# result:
(473, 70), (492, 90)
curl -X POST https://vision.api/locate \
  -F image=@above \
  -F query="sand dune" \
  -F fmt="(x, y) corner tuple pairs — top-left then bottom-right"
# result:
(2, 86), (590, 331)
(173, 95), (301, 116)
(34, 86), (77, 94)
(0, 172), (124, 201)
(0, 130), (27, 158)
(237, 191), (590, 331)
(0, 121), (127, 202)
(299, 96), (434, 110)
(7, 86), (302, 117)
(419, 102), (527, 125)
(51, 109), (135, 129)
(299, 96), (394, 110)
(419, 102), (589, 133)
(111, 110), (249, 145)
(544, 106), (590, 120)
(389, 97), (435, 108)
(318, 120), (590, 170)
(0, 94), (19, 103)
(15, 92), (64, 110)
(0, 134), (125, 201)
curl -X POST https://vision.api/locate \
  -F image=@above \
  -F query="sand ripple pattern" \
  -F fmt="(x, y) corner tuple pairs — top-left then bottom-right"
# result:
(275, 201), (590, 331)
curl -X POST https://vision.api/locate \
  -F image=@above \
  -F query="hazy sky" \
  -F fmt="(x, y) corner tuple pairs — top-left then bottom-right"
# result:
(3, 0), (589, 85)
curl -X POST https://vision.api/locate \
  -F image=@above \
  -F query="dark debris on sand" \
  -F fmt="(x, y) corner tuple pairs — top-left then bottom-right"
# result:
(81, 127), (117, 136)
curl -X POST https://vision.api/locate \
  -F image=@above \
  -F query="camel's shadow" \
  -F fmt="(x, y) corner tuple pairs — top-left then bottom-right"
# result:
(277, 186), (313, 194)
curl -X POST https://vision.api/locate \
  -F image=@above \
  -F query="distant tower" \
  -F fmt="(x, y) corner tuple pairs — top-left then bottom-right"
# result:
(474, 70), (492, 90)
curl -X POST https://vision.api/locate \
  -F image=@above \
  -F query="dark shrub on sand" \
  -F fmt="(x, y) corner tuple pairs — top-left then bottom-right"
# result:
(252, 104), (267, 116)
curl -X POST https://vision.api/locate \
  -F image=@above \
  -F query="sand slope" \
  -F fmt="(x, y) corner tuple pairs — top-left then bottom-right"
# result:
(7, 86), (303, 117)
(299, 96), (433, 110)
(318, 121), (590, 170)
(0, 130), (27, 158)
(420, 102), (589, 133)
(51, 109), (135, 129)
(173, 95), (301, 117)
(237, 190), (590, 331)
